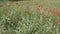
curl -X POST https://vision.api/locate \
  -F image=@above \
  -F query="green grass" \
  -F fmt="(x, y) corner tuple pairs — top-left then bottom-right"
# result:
(0, 0), (60, 34)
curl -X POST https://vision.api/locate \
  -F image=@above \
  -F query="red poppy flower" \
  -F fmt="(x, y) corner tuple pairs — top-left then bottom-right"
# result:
(43, 14), (46, 16)
(49, 9), (55, 13)
(54, 12), (60, 17)
(58, 20), (60, 24)
(7, 2), (11, 7)
(0, 4), (2, 8)
(44, 7), (48, 11)
(42, 13), (46, 17)
(24, 8), (28, 14)
(49, 9), (60, 17)
(42, 13), (46, 20)
(4, 11), (7, 16)
(36, 6), (41, 12)
(16, 2), (20, 6)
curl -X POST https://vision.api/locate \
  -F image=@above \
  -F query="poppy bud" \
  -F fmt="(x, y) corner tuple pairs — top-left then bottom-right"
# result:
(0, 4), (2, 9)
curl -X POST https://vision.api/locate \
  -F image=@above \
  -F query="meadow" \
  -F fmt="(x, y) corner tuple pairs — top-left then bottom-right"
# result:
(0, 0), (60, 34)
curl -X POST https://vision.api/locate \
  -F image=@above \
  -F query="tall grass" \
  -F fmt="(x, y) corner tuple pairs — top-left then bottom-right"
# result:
(0, 0), (60, 34)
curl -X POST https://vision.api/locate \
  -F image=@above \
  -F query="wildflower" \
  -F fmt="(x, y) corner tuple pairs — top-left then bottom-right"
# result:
(58, 20), (60, 24)
(49, 9), (55, 14)
(0, 4), (2, 9)
(42, 13), (46, 20)
(49, 9), (60, 17)
(44, 7), (48, 11)
(49, 9), (55, 13)
(42, 13), (46, 18)
(16, 2), (20, 6)
(4, 11), (7, 16)
(7, 2), (11, 7)
(24, 8), (28, 14)
(36, 6), (41, 12)
(54, 12), (60, 17)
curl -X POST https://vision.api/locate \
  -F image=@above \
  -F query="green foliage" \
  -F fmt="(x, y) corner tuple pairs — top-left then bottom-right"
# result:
(0, 0), (60, 34)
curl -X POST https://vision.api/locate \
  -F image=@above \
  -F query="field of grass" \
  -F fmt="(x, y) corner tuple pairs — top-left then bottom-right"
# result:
(0, 0), (60, 34)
